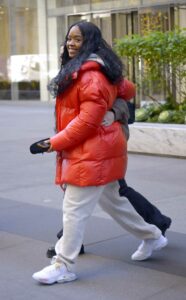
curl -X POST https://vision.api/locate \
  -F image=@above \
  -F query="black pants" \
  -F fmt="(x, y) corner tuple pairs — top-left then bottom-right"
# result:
(118, 179), (171, 234)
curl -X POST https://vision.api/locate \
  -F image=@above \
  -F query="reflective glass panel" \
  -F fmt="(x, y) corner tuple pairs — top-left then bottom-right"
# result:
(0, 1), (10, 99)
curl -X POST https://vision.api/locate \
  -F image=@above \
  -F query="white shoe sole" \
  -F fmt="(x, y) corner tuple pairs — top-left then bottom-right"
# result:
(57, 273), (77, 283)
(32, 273), (77, 285)
(131, 251), (152, 261)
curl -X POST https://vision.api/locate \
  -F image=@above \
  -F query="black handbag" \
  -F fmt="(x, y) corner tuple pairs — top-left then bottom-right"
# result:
(127, 102), (135, 124)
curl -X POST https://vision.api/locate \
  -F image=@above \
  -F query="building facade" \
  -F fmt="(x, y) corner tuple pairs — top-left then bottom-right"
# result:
(0, 0), (186, 102)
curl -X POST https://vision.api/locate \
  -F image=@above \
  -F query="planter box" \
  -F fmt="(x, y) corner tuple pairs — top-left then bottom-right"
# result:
(128, 123), (186, 158)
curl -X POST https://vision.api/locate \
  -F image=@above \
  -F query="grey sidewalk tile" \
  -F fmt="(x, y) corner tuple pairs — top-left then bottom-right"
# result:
(86, 231), (186, 278)
(0, 197), (61, 244)
(0, 232), (185, 300)
(145, 281), (186, 300)
(0, 197), (126, 245)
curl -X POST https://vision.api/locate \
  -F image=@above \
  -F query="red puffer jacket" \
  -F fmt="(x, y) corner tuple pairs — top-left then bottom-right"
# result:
(50, 61), (134, 186)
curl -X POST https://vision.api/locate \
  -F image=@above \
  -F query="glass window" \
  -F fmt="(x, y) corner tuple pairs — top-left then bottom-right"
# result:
(138, 6), (169, 103)
(112, 11), (138, 103)
(0, 1), (10, 99)
(15, 4), (38, 54)
(68, 14), (91, 27)
(139, 6), (169, 34)
(0, 0), (41, 100)
(47, 15), (67, 84)
(92, 13), (112, 45)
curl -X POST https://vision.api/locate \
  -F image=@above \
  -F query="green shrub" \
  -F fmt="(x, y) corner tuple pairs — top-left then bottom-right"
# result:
(135, 102), (186, 124)
(135, 107), (149, 122)
(158, 111), (175, 123)
(115, 29), (186, 121)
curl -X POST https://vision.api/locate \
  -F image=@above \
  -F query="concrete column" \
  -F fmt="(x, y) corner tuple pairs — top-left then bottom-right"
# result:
(37, 0), (49, 102)
(8, 0), (19, 100)
(46, 0), (58, 102)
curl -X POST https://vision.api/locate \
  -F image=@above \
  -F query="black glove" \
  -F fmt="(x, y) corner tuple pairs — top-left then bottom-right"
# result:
(30, 138), (50, 154)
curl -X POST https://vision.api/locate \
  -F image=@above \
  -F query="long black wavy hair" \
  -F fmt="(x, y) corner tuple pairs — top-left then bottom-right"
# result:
(48, 21), (124, 96)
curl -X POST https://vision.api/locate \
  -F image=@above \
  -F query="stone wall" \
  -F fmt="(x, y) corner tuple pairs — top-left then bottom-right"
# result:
(128, 123), (186, 157)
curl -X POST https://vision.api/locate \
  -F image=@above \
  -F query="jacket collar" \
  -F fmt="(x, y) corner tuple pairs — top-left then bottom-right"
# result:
(72, 54), (104, 79)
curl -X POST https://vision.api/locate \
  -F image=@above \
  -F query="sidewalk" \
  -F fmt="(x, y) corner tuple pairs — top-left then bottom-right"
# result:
(0, 101), (186, 300)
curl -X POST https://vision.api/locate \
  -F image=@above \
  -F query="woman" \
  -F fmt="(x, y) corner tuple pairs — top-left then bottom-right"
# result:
(32, 21), (167, 285)
(46, 91), (171, 259)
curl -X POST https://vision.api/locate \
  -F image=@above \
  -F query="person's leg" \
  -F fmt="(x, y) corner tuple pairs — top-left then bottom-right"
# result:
(118, 179), (171, 235)
(100, 181), (161, 239)
(57, 228), (85, 254)
(46, 229), (84, 259)
(54, 184), (104, 265)
(33, 184), (105, 284)
(46, 176), (171, 259)
(99, 181), (168, 260)
(46, 177), (171, 259)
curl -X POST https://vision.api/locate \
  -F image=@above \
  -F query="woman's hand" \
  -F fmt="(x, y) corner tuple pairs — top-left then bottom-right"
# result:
(101, 111), (115, 126)
(44, 139), (53, 152)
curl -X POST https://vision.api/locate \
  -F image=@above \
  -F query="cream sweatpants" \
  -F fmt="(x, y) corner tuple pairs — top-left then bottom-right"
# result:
(55, 181), (161, 268)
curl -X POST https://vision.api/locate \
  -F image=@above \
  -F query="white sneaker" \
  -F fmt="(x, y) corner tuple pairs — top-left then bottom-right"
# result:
(32, 263), (77, 284)
(131, 235), (168, 261)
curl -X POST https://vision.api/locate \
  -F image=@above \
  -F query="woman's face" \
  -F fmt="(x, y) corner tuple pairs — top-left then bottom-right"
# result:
(66, 25), (83, 58)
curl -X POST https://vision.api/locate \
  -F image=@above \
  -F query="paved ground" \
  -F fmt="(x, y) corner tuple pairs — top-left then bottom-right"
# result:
(0, 101), (186, 300)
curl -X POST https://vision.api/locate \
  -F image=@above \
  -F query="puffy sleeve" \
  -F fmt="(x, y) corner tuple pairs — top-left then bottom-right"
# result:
(50, 74), (113, 152)
(117, 78), (136, 100)
(112, 78), (136, 122)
